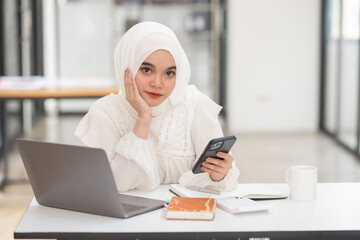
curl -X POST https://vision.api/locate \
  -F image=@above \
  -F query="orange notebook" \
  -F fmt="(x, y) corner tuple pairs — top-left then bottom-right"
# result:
(166, 197), (216, 220)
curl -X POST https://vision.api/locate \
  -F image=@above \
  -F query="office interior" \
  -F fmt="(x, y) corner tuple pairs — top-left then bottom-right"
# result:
(1, 0), (360, 238)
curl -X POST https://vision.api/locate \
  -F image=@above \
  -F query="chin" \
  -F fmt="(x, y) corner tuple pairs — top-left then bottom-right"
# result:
(147, 99), (163, 107)
(144, 94), (169, 107)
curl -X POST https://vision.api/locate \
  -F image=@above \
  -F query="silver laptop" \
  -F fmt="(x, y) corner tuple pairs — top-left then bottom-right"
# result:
(16, 139), (165, 218)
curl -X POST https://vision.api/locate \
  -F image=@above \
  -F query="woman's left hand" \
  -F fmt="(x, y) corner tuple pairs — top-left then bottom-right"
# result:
(201, 152), (234, 182)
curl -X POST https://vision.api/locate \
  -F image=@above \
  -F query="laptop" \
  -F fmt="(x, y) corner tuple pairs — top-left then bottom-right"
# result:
(16, 139), (165, 218)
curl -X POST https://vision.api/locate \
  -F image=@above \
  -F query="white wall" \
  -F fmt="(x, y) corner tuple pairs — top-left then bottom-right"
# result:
(227, 0), (321, 133)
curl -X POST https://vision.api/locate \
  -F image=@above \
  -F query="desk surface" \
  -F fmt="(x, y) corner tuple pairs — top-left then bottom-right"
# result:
(14, 183), (360, 240)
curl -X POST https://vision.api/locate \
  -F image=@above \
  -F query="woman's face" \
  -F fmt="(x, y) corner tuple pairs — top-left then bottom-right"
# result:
(135, 50), (176, 107)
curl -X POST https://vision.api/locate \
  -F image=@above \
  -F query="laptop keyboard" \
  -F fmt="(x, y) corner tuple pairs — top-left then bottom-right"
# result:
(123, 203), (148, 213)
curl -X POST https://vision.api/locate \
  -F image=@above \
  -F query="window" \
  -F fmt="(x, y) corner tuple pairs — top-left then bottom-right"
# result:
(321, 0), (360, 154)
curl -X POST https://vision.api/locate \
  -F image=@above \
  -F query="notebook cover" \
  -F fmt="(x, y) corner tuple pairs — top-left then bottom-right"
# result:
(166, 197), (216, 220)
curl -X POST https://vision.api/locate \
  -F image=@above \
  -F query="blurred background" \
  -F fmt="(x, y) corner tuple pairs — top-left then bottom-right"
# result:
(1, 0), (360, 238)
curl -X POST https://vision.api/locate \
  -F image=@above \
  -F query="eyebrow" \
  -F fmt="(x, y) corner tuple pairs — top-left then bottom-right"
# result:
(141, 62), (176, 70)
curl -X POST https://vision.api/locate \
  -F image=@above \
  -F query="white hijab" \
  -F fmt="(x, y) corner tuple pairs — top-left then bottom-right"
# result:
(114, 22), (191, 116)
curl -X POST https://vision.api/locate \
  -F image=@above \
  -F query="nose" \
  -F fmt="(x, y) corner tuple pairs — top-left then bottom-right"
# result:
(150, 75), (162, 88)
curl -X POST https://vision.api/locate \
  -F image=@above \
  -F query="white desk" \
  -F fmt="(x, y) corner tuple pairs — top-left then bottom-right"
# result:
(15, 183), (360, 239)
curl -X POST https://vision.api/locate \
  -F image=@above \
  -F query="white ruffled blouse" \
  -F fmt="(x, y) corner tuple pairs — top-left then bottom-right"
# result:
(75, 86), (239, 192)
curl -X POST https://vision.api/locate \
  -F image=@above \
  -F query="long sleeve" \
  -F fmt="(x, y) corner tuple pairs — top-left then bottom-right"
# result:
(74, 98), (160, 192)
(178, 93), (240, 192)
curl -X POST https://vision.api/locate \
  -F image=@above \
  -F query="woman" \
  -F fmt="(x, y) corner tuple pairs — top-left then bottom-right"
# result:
(75, 22), (239, 192)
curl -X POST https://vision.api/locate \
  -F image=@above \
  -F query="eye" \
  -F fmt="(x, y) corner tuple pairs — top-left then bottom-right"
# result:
(141, 67), (151, 74)
(166, 71), (176, 77)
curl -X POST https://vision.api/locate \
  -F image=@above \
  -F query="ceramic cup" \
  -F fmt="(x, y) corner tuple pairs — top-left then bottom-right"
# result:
(285, 165), (317, 201)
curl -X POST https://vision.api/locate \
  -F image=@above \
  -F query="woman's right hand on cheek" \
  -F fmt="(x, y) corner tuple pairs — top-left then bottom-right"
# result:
(124, 68), (152, 119)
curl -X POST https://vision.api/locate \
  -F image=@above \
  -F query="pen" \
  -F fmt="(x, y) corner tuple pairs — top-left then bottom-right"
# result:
(186, 186), (221, 195)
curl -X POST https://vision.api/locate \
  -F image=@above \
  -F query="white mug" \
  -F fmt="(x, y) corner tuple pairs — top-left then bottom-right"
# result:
(285, 165), (317, 201)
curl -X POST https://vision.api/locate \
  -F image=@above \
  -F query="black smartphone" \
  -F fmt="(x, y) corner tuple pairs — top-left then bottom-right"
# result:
(192, 135), (237, 174)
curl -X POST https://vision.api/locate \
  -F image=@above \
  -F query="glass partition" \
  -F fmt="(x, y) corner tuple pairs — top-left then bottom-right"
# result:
(321, 0), (360, 154)
(324, 0), (340, 134)
(338, 0), (359, 150)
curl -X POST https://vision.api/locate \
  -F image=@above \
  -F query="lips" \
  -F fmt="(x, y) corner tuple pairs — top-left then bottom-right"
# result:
(146, 92), (163, 98)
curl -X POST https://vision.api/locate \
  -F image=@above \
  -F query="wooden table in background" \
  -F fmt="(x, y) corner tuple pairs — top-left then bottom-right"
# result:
(0, 82), (119, 189)
(0, 87), (119, 99)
